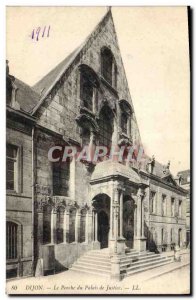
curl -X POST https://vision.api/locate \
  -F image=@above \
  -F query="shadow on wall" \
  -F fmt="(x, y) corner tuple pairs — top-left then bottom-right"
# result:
(144, 221), (159, 254)
(54, 259), (68, 274)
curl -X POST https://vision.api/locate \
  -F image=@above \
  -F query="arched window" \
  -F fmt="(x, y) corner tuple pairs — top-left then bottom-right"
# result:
(121, 112), (128, 134)
(56, 207), (64, 244)
(79, 64), (99, 112)
(98, 106), (114, 148)
(53, 160), (70, 196)
(101, 47), (117, 87)
(43, 206), (52, 245)
(80, 72), (93, 111)
(6, 221), (18, 260)
(81, 127), (91, 147)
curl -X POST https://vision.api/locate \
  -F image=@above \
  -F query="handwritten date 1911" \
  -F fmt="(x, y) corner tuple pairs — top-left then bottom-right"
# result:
(31, 26), (50, 41)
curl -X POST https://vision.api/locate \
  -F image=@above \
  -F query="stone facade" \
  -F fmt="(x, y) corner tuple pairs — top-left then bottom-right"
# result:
(6, 109), (35, 278)
(176, 170), (190, 247)
(6, 9), (188, 279)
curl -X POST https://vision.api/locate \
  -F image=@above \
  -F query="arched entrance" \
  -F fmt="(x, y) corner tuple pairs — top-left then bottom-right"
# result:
(123, 196), (135, 249)
(92, 193), (110, 249)
(98, 210), (109, 248)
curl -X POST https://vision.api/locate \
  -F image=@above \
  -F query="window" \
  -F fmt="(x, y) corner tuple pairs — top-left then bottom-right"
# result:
(53, 160), (70, 196)
(179, 200), (182, 217)
(150, 191), (156, 214)
(6, 144), (18, 191)
(101, 47), (117, 87)
(121, 112), (128, 134)
(81, 127), (91, 147)
(171, 198), (175, 217)
(6, 221), (18, 260)
(80, 72), (93, 111)
(161, 228), (164, 244)
(170, 228), (173, 243)
(162, 195), (167, 216)
(99, 106), (114, 149)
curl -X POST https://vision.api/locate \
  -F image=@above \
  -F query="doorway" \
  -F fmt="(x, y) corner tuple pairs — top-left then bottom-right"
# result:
(123, 197), (135, 248)
(178, 228), (182, 247)
(98, 210), (109, 248)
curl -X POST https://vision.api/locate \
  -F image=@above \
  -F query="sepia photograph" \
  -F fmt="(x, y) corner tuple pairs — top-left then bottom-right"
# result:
(5, 6), (190, 295)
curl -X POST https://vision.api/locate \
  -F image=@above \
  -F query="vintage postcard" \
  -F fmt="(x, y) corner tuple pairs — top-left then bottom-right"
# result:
(6, 6), (190, 295)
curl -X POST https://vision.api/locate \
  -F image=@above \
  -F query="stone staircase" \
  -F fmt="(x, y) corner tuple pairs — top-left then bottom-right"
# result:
(70, 248), (172, 279)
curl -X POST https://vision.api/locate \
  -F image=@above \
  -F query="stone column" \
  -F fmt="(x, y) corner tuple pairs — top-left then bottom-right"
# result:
(92, 210), (95, 241)
(95, 211), (98, 242)
(88, 210), (93, 242)
(51, 208), (57, 244)
(85, 210), (89, 244)
(75, 210), (81, 243)
(35, 203), (44, 277)
(134, 189), (146, 252)
(113, 188), (119, 240)
(134, 203), (137, 236)
(136, 193), (142, 238)
(119, 190), (123, 238)
(141, 197), (145, 238)
(110, 195), (114, 240)
(63, 209), (70, 243)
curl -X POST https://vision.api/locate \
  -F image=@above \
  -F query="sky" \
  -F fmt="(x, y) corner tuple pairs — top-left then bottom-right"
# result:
(6, 6), (190, 175)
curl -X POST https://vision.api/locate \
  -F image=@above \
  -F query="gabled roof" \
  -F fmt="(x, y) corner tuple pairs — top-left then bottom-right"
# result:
(31, 8), (113, 115)
(33, 46), (81, 97)
(161, 173), (178, 186)
(14, 77), (40, 113)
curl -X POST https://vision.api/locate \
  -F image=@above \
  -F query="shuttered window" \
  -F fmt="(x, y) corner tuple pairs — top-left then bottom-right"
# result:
(6, 222), (18, 260)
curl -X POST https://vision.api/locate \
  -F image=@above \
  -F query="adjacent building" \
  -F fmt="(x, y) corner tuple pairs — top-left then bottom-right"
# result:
(176, 170), (190, 247)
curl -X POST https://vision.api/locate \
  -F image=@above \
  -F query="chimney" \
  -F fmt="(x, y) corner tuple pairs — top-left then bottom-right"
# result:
(6, 60), (9, 77)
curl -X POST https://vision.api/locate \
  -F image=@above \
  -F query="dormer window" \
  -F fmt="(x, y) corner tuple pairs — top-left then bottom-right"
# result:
(101, 47), (117, 88)
(80, 73), (93, 111)
(121, 112), (128, 134)
(81, 127), (91, 147)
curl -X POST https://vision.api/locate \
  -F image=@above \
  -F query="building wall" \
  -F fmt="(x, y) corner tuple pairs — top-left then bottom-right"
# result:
(147, 180), (186, 252)
(6, 125), (33, 278)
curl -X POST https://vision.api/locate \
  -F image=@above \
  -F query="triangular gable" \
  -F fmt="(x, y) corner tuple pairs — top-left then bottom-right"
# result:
(162, 174), (178, 186)
(31, 9), (114, 115)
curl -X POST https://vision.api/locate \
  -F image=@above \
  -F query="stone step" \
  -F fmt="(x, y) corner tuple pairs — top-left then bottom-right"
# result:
(80, 257), (111, 266)
(120, 254), (162, 268)
(74, 261), (111, 270)
(82, 255), (110, 263)
(120, 252), (158, 264)
(84, 252), (110, 258)
(71, 264), (111, 275)
(127, 257), (172, 273)
(127, 259), (172, 276)
(128, 256), (167, 268)
(70, 267), (110, 278)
